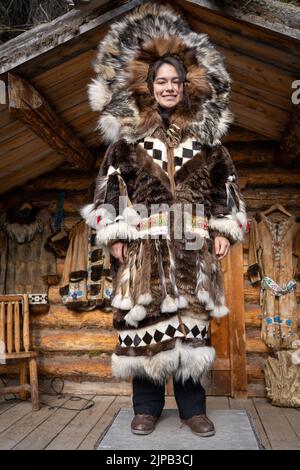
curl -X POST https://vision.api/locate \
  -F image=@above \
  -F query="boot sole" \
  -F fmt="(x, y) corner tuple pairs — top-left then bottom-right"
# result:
(191, 430), (216, 437)
(131, 428), (155, 435)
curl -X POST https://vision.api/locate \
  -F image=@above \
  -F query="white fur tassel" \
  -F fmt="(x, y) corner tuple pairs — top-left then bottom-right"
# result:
(124, 304), (147, 328)
(138, 293), (153, 306)
(175, 295), (188, 309)
(161, 295), (178, 313)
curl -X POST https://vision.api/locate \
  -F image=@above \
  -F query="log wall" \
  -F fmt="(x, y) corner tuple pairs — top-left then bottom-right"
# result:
(0, 132), (299, 396)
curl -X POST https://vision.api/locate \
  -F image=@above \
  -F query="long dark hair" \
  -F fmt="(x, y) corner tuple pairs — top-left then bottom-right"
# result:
(147, 56), (191, 124)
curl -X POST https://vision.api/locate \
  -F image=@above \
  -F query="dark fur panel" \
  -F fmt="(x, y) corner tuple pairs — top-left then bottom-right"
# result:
(208, 144), (244, 217)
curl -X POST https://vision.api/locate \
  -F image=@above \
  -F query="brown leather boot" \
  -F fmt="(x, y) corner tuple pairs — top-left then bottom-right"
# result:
(131, 414), (159, 435)
(184, 415), (215, 437)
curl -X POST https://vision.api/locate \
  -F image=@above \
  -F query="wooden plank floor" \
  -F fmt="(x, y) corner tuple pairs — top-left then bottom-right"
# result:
(0, 394), (299, 450)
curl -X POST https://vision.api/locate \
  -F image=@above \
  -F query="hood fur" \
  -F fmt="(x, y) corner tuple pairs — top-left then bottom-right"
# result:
(88, 2), (232, 145)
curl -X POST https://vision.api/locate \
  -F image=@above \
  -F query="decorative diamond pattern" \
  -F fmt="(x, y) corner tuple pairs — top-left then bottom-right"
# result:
(119, 321), (208, 348)
(139, 137), (202, 174)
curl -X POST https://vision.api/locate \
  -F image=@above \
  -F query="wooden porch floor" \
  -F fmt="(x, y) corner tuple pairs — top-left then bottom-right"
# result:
(0, 393), (299, 450)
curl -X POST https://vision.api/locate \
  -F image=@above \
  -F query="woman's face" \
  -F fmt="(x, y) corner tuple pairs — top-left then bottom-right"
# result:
(153, 63), (183, 109)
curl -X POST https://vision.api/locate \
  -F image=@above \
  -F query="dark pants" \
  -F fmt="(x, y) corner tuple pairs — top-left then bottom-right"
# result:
(132, 375), (206, 420)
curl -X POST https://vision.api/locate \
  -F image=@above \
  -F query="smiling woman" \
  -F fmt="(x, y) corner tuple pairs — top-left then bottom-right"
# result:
(147, 56), (189, 111)
(81, 1), (247, 438)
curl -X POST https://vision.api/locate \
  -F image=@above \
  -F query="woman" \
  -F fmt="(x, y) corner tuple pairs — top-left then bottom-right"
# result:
(81, 3), (247, 437)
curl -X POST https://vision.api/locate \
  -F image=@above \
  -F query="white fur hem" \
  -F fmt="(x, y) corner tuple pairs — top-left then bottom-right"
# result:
(112, 340), (216, 384)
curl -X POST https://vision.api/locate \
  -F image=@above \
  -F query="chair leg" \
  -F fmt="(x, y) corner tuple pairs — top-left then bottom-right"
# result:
(19, 359), (27, 401)
(29, 357), (39, 411)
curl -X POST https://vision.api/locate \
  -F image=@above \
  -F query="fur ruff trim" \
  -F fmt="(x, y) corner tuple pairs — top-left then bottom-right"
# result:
(1, 208), (50, 244)
(80, 204), (141, 246)
(208, 215), (245, 242)
(90, 2), (232, 145)
(112, 339), (216, 384)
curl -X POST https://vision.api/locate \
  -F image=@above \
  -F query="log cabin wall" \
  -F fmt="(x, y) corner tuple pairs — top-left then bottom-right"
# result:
(0, 129), (298, 397)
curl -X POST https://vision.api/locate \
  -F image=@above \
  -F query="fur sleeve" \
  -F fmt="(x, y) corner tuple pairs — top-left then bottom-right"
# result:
(80, 141), (140, 246)
(208, 145), (247, 244)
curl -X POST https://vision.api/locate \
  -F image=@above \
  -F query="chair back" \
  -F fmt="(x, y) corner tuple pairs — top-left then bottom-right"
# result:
(0, 294), (30, 354)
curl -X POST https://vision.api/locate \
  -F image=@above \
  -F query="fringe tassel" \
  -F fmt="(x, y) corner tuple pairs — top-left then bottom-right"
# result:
(195, 251), (214, 311)
(166, 237), (188, 309)
(155, 239), (177, 313)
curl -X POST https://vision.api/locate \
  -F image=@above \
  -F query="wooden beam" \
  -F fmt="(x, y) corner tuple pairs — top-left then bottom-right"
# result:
(276, 104), (300, 167)
(0, 1), (141, 76)
(178, 0), (300, 41)
(0, 80), (7, 111)
(8, 73), (94, 169)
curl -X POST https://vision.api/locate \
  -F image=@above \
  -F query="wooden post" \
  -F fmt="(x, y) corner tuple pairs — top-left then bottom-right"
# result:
(23, 295), (30, 352)
(0, 302), (5, 352)
(14, 301), (20, 353)
(29, 358), (39, 411)
(19, 359), (27, 401)
(6, 302), (13, 354)
(223, 242), (248, 398)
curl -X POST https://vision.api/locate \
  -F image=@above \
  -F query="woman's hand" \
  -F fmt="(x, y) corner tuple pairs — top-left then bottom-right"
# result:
(110, 242), (128, 264)
(214, 236), (230, 261)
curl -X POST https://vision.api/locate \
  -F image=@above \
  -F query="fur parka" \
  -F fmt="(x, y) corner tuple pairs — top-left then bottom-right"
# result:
(81, 3), (247, 384)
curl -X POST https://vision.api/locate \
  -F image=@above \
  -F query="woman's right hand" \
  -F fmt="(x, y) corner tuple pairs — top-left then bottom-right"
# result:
(110, 242), (128, 264)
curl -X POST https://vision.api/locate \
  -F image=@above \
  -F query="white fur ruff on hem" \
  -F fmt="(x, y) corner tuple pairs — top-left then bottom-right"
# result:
(111, 340), (216, 384)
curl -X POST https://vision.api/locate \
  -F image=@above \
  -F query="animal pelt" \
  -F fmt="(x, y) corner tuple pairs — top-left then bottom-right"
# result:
(88, 2), (232, 146)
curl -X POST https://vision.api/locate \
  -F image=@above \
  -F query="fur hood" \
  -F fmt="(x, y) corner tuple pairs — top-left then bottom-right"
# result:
(88, 2), (232, 145)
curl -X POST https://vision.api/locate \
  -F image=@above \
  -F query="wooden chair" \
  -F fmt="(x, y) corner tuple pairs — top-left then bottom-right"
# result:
(0, 294), (39, 410)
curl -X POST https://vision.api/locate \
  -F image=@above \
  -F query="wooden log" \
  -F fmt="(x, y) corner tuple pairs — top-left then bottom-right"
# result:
(245, 305), (300, 327)
(237, 169), (300, 188)
(6, 302), (13, 354)
(31, 328), (118, 353)
(23, 295), (30, 352)
(31, 305), (113, 329)
(8, 73), (94, 169)
(0, 384), (31, 395)
(24, 171), (96, 192)
(276, 104), (300, 168)
(247, 383), (266, 397)
(243, 188), (300, 212)
(37, 354), (112, 379)
(48, 286), (62, 304)
(0, 301), (5, 351)
(0, 191), (87, 215)
(246, 337), (268, 353)
(226, 142), (275, 166)
(244, 285), (300, 304)
(247, 365), (265, 381)
(14, 301), (20, 353)
(224, 126), (270, 143)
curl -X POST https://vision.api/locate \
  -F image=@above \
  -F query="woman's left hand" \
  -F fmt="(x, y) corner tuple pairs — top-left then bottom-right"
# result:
(214, 236), (230, 260)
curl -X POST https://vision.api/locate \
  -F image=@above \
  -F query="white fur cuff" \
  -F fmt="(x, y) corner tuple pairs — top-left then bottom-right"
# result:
(209, 214), (245, 242)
